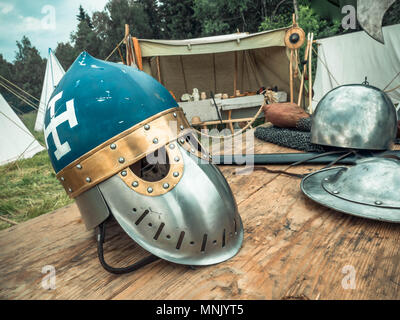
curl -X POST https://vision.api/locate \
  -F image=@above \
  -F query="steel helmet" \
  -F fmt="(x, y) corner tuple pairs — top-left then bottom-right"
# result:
(311, 84), (397, 150)
(44, 52), (243, 273)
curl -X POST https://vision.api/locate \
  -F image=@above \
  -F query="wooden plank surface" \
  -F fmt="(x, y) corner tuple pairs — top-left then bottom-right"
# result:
(1, 137), (400, 300)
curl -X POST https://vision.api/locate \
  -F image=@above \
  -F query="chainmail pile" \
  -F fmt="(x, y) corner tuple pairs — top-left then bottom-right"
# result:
(255, 117), (400, 152)
(255, 117), (326, 152)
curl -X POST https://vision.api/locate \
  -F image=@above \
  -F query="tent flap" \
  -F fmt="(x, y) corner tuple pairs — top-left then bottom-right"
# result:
(139, 28), (289, 57)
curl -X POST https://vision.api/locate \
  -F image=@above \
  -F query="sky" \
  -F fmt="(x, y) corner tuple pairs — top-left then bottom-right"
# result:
(0, 0), (109, 62)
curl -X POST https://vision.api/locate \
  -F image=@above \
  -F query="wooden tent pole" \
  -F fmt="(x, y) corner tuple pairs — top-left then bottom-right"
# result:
(124, 24), (130, 66)
(156, 56), (162, 84)
(298, 33), (311, 107)
(308, 33), (314, 113)
(290, 49), (294, 103)
(213, 53), (217, 93)
(234, 51), (238, 96)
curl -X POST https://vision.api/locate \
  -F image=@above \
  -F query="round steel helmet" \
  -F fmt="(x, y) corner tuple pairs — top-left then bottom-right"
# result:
(44, 52), (243, 273)
(301, 157), (400, 223)
(311, 84), (397, 150)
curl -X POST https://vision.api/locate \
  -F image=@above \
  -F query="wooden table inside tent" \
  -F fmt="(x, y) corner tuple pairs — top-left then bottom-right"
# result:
(1, 133), (400, 300)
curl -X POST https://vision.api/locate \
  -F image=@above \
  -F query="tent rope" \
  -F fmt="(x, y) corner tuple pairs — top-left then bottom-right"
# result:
(0, 109), (45, 168)
(0, 109), (39, 140)
(385, 84), (400, 94)
(0, 81), (38, 111)
(383, 70), (400, 92)
(105, 37), (126, 61)
(313, 46), (400, 95)
(0, 74), (39, 102)
(312, 46), (340, 87)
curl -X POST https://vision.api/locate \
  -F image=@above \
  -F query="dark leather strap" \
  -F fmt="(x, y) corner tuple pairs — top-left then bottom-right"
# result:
(97, 220), (159, 274)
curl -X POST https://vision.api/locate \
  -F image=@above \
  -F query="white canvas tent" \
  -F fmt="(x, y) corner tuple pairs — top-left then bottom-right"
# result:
(313, 24), (400, 110)
(34, 48), (65, 132)
(0, 93), (44, 165)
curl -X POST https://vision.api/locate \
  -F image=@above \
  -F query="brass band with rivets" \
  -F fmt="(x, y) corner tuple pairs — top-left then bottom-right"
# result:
(57, 107), (201, 198)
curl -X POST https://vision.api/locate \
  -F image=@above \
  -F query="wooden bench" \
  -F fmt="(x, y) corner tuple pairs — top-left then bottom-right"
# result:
(1, 137), (399, 300)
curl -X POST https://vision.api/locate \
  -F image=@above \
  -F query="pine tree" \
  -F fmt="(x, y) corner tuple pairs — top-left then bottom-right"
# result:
(77, 5), (94, 29)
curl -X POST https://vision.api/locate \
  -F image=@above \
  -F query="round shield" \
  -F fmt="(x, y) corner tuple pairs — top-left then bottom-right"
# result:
(285, 27), (306, 49)
(301, 157), (400, 223)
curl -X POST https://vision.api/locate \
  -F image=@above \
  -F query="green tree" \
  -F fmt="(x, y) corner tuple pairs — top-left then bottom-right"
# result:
(383, 1), (400, 26)
(0, 54), (19, 110)
(54, 42), (76, 70)
(71, 19), (101, 57)
(160, 0), (201, 39)
(91, 0), (153, 61)
(193, 0), (294, 36)
(12, 36), (46, 113)
(140, 0), (162, 38)
(259, 4), (342, 39)
(77, 5), (94, 29)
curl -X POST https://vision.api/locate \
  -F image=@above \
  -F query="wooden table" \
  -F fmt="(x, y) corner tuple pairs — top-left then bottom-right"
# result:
(1, 137), (400, 300)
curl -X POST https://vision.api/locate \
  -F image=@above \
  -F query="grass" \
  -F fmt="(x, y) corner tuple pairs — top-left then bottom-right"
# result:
(0, 111), (73, 230)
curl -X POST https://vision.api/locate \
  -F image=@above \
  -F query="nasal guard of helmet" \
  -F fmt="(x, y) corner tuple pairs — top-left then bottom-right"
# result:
(311, 84), (397, 150)
(44, 52), (243, 266)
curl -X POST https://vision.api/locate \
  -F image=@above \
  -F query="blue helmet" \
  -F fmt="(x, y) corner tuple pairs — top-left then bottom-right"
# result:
(44, 52), (243, 274)
(44, 51), (178, 173)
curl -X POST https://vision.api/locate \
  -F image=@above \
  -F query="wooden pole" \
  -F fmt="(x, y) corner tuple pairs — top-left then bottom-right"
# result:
(308, 33), (314, 113)
(290, 49), (294, 103)
(156, 56), (162, 84)
(213, 53), (217, 93)
(234, 51), (238, 96)
(179, 56), (188, 94)
(191, 117), (254, 126)
(228, 110), (234, 134)
(124, 24), (130, 66)
(298, 33), (311, 107)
